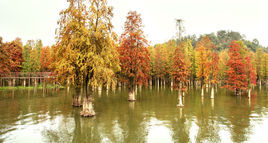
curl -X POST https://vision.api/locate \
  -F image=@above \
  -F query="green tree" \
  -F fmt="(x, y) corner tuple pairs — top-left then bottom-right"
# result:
(255, 48), (263, 87)
(30, 40), (42, 72)
(22, 40), (33, 72)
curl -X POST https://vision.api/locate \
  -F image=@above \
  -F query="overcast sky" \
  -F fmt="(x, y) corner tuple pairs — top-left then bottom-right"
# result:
(0, 0), (267, 47)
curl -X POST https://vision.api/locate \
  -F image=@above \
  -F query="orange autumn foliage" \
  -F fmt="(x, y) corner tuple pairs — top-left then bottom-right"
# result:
(118, 11), (151, 88)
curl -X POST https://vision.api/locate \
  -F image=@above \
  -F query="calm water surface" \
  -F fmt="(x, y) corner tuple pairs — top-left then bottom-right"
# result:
(0, 87), (267, 143)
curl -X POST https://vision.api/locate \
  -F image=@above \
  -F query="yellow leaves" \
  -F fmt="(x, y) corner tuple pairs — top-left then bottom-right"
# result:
(55, 0), (120, 87)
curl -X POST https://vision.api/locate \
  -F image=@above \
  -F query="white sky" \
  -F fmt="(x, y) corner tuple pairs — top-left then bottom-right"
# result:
(0, 0), (267, 47)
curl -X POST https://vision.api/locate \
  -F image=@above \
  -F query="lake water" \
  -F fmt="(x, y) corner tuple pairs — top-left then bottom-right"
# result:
(0, 87), (267, 143)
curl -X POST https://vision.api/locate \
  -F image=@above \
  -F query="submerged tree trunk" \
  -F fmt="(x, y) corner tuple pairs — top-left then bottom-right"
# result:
(163, 78), (166, 89)
(98, 85), (102, 96)
(23, 79), (26, 87)
(210, 85), (214, 99)
(80, 97), (95, 117)
(235, 88), (239, 96)
(171, 78), (173, 91)
(139, 84), (142, 92)
(201, 87), (204, 97)
(157, 78), (159, 89)
(177, 89), (184, 107)
(259, 79), (261, 89)
(248, 88), (251, 98)
(73, 88), (82, 107)
(128, 84), (136, 102)
(80, 85), (95, 117)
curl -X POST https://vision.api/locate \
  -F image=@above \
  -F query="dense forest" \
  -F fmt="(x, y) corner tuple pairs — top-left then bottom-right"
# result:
(0, 0), (267, 116)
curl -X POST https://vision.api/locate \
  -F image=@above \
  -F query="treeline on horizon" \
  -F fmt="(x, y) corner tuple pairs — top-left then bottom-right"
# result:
(0, 30), (267, 81)
(0, 30), (267, 73)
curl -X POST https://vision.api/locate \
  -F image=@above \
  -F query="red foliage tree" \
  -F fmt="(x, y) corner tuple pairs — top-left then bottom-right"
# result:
(172, 43), (189, 92)
(245, 56), (257, 87)
(3, 38), (23, 72)
(172, 43), (189, 107)
(118, 11), (151, 101)
(224, 41), (248, 95)
(40, 46), (52, 72)
(0, 37), (10, 75)
(155, 45), (163, 86)
(209, 44), (219, 98)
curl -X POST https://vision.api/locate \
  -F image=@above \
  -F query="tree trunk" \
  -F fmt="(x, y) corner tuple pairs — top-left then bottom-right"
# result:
(259, 79), (261, 90)
(98, 85), (102, 96)
(23, 79), (26, 87)
(80, 86), (95, 117)
(163, 78), (166, 89)
(177, 89), (184, 107)
(73, 88), (82, 107)
(128, 84), (136, 102)
(201, 87), (204, 97)
(210, 86), (214, 99)
(34, 79), (37, 86)
(157, 78), (159, 89)
(248, 88), (251, 98)
(106, 84), (109, 94)
(235, 88), (239, 96)
(135, 84), (138, 95)
(80, 97), (95, 117)
(13, 79), (15, 86)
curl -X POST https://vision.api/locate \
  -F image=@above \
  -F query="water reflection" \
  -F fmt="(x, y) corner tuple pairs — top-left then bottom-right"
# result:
(0, 87), (267, 142)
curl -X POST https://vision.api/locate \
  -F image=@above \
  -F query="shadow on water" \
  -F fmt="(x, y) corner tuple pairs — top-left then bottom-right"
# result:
(0, 87), (267, 142)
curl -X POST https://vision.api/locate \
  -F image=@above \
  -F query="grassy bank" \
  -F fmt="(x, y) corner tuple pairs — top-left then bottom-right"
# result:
(0, 84), (65, 90)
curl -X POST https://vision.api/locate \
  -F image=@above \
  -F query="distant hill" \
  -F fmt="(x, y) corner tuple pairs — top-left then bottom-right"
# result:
(180, 30), (267, 52)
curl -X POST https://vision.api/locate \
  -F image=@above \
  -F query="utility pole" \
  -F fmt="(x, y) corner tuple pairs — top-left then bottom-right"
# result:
(176, 19), (185, 41)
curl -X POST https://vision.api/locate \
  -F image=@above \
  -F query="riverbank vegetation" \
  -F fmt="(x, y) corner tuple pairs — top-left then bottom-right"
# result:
(0, 84), (64, 90)
(0, 0), (267, 117)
